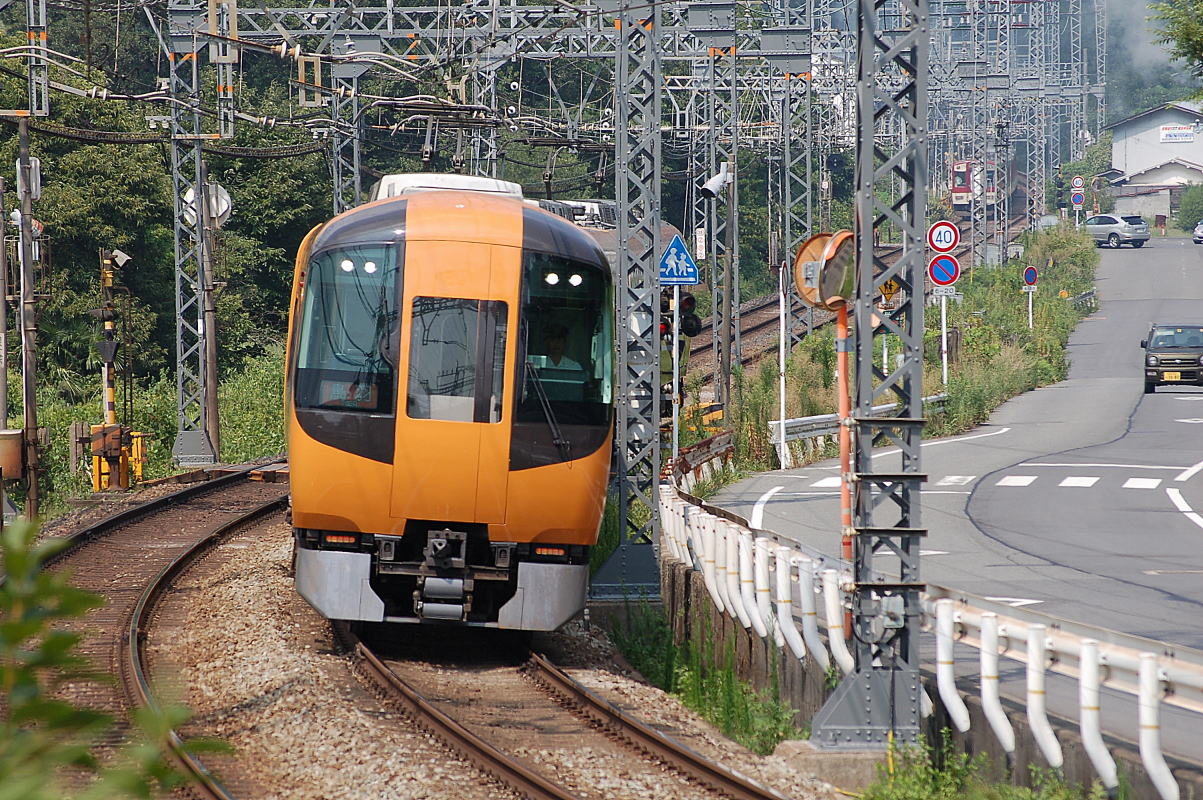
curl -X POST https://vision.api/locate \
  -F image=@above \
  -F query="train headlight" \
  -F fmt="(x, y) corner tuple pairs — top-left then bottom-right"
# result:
(364, 261), (378, 274)
(545, 272), (560, 285)
(340, 259), (354, 272)
(569, 273), (582, 286)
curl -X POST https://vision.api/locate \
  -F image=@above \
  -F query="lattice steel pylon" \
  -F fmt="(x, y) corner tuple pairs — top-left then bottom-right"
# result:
(612, 1), (662, 559)
(810, 0), (928, 749)
(155, 6), (217, 465)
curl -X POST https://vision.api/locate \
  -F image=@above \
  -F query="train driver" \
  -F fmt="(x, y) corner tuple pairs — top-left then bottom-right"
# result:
(542, 324), (583, 371)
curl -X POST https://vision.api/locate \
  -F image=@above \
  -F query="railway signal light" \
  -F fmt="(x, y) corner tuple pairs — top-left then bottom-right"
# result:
(659, 289), (703, 338)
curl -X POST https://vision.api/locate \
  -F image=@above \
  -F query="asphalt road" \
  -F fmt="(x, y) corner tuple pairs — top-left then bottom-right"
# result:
(707, 235), (1203, 764)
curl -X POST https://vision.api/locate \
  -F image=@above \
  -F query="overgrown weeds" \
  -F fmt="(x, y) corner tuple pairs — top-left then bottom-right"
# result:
(609, 599), (799, 755)
(861, 730), (1119, 800)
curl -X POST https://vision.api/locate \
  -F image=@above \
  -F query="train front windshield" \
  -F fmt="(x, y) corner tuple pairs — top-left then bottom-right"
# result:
(294, 244), (400, 414)
(513, 251), (613, 468)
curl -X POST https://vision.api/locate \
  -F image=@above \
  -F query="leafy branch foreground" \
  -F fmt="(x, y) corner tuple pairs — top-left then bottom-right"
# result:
(0, 521), (224, 799)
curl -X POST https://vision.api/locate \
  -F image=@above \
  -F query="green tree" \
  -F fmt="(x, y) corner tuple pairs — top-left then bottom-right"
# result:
(1153, 1), (1203, 80)
(1177, 184), (1203, 230)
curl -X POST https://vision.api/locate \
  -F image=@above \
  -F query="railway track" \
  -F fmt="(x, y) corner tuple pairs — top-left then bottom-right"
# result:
(346, 627), (797, 800)
(38, 467), (288, 799)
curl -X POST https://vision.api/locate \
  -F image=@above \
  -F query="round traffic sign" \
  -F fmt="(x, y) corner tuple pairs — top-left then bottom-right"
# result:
(928, 254), (961, 287)
(1071, 175), (1085, 190)
(928, 220), (960, 253)
(1071, 191), (1085, 206)
(1023, 266), (1038, 286)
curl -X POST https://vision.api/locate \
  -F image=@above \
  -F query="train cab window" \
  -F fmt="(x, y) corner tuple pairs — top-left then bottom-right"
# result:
(512, 251), (614, 468)
(295, 244), (399, 414)
(407, 298), (508, 423)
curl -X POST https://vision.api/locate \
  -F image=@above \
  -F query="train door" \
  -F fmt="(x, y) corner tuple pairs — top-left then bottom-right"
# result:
(391, 239), (515, 524)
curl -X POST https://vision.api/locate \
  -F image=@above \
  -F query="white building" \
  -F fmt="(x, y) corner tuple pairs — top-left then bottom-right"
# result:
(1102, 101), (1203, 219)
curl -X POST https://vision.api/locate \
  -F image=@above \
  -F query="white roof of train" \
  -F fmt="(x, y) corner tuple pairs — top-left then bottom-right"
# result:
(369, 173), (524, 201)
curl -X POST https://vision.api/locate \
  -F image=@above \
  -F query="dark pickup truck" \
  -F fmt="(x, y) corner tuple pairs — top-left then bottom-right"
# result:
(1142, 324), (1203, 393)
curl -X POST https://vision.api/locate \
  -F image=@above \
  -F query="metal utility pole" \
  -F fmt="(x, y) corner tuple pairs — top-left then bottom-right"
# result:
(811, 0), (929, 750)
(16, 119), (39, 518)
(0, 178), (8, 428)
(199, 166), (221, 460)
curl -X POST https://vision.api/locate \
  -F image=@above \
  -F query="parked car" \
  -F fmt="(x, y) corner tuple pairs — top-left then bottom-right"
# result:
(1193, 220), (1203, 244)
(1083, 214), (1150, 248)
(1141, 324), (1203, 393)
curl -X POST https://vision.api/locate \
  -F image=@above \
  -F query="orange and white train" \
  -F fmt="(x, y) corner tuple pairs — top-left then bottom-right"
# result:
(285, 175), (614, 630)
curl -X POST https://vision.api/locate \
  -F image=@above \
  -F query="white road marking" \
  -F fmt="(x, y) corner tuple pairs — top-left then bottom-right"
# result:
(920, 550), (949, 556)
(1059, 476), (1100, 487)
(1142, 569), (1203, 575)
(811, 476), (842, 488)
(996, 475), (1037, 487)
(751, 486), (784, 529)
(1123, 477), (1162, 489)
(1175, 456), (1203, 482)
(984, 596), (1043, 608)
(935, 475), (976, 486)
(1174, 418), (1203, 424)
(1166, 488), (1203, 531)
(1027, 462), (1186, 470)
(874, 426), (1011, 457)
(922, 490), (973, 495)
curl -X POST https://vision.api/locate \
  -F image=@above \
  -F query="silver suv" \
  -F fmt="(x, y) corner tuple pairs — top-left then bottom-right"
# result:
(1083, 214), (1150, 248)
(1193, 220), (1203, 244)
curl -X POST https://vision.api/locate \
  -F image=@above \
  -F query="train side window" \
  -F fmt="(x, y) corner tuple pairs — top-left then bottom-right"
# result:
(407, 298), (508, 423)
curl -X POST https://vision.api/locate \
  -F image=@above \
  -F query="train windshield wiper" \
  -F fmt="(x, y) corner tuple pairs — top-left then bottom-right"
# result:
(526, 363), (572, 462)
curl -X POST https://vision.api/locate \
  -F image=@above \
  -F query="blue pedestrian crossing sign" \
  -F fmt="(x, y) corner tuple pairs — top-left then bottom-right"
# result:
(659, 235), (700, 285)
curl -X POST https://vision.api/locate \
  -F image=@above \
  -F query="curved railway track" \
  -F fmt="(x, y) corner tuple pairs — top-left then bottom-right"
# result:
(345, 627), (797, 800)
(37, 468), (288, 799)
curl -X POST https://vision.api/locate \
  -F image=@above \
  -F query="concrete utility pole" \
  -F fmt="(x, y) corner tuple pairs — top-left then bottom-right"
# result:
(16, 119), (39, 518)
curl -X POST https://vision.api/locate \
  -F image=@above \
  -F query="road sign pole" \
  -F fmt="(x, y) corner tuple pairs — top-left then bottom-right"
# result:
(672, 284), (680, 467)
(777, 264), (789, 469)
(1028, 288), (1033, 330)
(941, 294), (948, 386)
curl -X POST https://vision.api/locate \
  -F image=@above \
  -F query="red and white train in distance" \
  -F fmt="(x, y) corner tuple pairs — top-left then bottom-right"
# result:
(949, 159), (1003, 211)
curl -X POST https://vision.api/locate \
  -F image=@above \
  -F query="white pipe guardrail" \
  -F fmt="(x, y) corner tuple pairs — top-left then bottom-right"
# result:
(657, 484), (1196, 800)
(769, 393), (948, 445)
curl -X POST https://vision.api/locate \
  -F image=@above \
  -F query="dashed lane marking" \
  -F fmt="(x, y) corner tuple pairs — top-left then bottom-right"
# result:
(1059, 476), (1100, 487)
(935, 475), (975, 486)
(996, 475), (1037, 487)
(1123, 477), (1162, 489)
(810, 476), (843, 488)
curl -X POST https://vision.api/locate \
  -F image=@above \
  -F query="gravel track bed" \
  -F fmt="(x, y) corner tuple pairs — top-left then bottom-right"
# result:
(149, 519), (519, 800)
(147, 517), (839, 799)
(377, 648), (711, 800)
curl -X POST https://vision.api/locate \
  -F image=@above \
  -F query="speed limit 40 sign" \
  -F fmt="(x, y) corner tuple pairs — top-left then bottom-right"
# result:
(928, 221), (959, 253)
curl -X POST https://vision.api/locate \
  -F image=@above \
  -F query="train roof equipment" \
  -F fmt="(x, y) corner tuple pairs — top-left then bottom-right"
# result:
(368, 173), (524, 201)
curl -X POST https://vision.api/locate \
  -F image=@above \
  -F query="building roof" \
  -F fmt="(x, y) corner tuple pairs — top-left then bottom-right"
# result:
(1103, 101), (1203, 132)
(1111, 157), (1203, 186)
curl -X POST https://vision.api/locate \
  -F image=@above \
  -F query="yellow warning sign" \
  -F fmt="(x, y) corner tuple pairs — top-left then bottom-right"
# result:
(880, 279), (900, 302)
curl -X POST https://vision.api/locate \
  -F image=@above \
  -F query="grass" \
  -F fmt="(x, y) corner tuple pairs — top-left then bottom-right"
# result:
(609, 599), (800, 756)
(861, 731), (1123, 800)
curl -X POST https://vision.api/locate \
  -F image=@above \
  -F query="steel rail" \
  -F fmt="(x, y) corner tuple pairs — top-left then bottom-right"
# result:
(126, 491), (290, 800)
(350, 637), (581, 800)
(526, 652), (795, 800)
